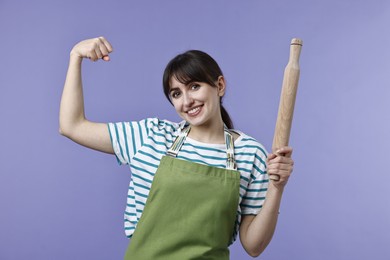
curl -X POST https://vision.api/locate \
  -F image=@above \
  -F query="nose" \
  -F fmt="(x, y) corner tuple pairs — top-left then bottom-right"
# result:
(183, 92), (194, 107)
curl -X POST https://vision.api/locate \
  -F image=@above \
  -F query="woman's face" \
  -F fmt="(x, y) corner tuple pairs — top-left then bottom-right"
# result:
(169, 76), (226, 128)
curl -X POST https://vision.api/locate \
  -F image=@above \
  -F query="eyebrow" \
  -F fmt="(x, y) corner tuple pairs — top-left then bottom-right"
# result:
(172, 81), (198, 89)
(169, 87), (180, 93)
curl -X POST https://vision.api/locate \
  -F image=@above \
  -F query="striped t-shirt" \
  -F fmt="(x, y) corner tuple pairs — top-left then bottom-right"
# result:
(108, 118), (269, 244)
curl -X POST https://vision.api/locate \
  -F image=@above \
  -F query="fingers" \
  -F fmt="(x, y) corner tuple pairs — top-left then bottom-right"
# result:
(87, 50), (98, 61)
(269, 173), (289, 184)
(89, 39), (106, 61)
(267, 167), (292, 176)
(267, 161), (293, 176)
(266, 146), (294, 185)
(94, 48), (104, 61)
(269, 174), (281, 181)
(97, 37), (113, 61)
(268, 155), (294, 165)
(72, 36), (113, 62)
(98, 36), (113, 53)
(267, 163), (292, 183)
(267, 153), (277, 161)
(267, 162), (293, 171)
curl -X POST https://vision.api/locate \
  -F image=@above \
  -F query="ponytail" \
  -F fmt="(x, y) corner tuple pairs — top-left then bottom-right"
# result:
(220, 104), (234, 129)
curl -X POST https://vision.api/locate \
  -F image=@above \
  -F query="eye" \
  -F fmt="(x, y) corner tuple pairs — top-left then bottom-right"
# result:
(190, 84), (201, 90)
(170, 90), (181, 99)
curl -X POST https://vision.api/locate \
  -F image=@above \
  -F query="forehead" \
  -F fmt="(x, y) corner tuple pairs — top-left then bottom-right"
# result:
(169, 76), (193, 90)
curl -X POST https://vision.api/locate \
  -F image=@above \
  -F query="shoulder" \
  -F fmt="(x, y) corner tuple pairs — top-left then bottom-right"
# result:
(142, 118), (182, 133)
(142, 118), (190, 142)
(232, 129), (268, 158)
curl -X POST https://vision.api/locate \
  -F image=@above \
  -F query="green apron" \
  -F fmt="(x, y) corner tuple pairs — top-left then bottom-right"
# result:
(124, 126), (240, 260)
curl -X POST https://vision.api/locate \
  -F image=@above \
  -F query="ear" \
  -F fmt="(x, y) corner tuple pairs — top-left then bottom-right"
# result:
(216, 76), (226, 97)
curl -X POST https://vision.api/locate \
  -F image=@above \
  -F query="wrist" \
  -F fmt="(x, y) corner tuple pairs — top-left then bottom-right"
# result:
(69, 50), (83, 61)
(262, 183), (284, 215)
(69, 53), (83, 66)
(267, 182), (285, 196)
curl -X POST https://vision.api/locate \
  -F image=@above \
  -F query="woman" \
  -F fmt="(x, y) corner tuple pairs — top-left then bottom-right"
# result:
(59, 36), (294, 259)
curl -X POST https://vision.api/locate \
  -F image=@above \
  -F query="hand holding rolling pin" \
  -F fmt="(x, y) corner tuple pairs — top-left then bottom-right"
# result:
(266, 146), (294, 189)
(267, 38), (303, 185)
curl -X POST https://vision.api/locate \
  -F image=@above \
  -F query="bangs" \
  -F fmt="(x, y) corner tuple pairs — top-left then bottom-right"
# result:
(167, 54), (216, 88)
(171, 67), (194, 86)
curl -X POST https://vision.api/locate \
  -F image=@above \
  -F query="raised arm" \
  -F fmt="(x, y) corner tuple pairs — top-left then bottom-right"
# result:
(59, 37), (114, 154)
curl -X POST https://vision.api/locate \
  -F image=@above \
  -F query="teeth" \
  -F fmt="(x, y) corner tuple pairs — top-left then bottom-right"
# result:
(188, 107), (200, 114)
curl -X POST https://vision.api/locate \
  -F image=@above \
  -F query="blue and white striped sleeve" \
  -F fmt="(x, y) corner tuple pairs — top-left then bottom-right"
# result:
(107, 118), (152, 165)
(241, 145), (269, 215)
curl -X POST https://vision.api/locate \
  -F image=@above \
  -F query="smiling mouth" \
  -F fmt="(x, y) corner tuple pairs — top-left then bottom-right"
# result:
(187, 106), (202, 116)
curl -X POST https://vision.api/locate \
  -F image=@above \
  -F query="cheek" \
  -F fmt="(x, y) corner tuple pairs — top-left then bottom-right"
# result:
(204, 88), (220, 103)
(209, 94), (221, 108)
(171, 101), (182, 112)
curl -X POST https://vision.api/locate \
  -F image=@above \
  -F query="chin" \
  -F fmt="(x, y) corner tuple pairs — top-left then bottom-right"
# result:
(185, 117), (210, 127)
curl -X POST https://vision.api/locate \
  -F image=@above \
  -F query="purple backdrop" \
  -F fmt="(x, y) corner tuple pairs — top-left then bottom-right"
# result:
(1, 0), (389, 259)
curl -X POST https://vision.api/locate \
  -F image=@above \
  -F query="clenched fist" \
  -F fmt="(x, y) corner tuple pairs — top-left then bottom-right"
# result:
(70, 36), (113, 62)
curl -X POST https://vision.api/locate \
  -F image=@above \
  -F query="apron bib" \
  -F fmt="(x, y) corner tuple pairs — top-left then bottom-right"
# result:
(124, 126), (240, 260)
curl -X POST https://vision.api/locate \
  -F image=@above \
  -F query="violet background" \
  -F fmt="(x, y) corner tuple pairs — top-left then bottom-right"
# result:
(1, 0), (389, 259)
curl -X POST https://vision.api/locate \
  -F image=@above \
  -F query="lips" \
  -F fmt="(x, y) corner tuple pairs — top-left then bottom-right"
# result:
(187, 105), (203, 117)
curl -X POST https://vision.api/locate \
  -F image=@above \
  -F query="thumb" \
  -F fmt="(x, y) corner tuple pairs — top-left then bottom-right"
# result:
(275, 146), (293, 157)
(102, 55), (110, 61)
(267, 153), (277, 161)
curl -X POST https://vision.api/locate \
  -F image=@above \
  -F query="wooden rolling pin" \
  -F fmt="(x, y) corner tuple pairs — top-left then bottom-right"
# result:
(270, 38), (303, 181)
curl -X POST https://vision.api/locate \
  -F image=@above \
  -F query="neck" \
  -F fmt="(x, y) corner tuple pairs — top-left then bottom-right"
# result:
(188, 119), (225, 144)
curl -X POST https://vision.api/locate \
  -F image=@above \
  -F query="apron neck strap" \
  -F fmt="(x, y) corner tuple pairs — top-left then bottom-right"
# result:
(166, 126), (191, 158)
(167, 125), (237, 170)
